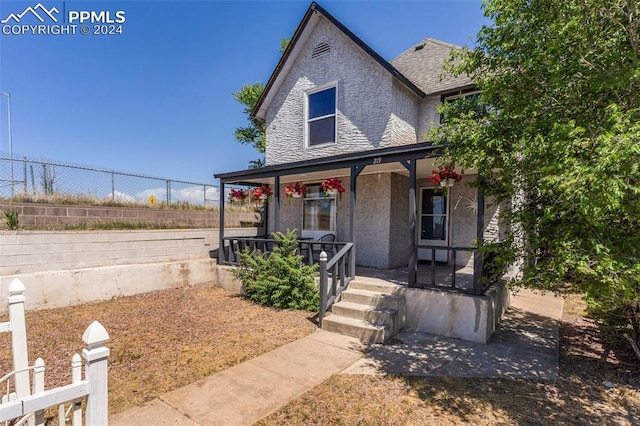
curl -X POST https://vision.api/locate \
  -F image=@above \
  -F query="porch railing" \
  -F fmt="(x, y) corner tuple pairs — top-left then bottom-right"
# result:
(318, 243), (355, 327)
(219, 236), (348, 267)
(414, 245), (484, 295)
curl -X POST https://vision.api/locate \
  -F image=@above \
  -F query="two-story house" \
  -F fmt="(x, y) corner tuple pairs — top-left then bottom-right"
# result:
(215, 2), (509, 344)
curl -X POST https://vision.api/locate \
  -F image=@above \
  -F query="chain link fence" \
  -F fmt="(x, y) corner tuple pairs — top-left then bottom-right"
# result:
(0, 152), (220, 207)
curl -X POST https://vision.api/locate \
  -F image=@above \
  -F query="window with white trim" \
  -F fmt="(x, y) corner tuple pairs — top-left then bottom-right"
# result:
(306, 85), (336, 147)
(302, 185), (336, 232)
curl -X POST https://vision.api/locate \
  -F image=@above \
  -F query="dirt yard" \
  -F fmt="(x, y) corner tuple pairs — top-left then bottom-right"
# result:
(0, 284), (316, 415)
(2, 286), (638, 424)
(258, 294), (640, 425)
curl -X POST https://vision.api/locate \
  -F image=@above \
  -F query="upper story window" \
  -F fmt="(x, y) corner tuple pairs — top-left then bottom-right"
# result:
(440, 91), (482, 124)
(306, 84), (337, 147)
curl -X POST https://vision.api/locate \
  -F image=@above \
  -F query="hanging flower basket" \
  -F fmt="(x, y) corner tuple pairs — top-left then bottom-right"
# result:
(284, 182), (306, 199)
(428, 166), (462, 188)
(252, 184), (273, 201)
(440, 178), (457, 188)
(321, 178), (345, 198)
(228, 188), (248, 204)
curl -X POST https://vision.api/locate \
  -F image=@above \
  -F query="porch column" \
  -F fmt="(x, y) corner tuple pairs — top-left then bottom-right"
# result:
(218, 179), (225, 263)
(273, 175), (280, 233)
(408, 159), (417, 287)
(473, 175), (485, 295)
(350, 166), (363, 278)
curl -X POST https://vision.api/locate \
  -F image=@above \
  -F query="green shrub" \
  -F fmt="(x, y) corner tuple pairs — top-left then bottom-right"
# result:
(2, 209), (19, 230)
(481, 240), (515, 285)
(232, 229), (319, 311)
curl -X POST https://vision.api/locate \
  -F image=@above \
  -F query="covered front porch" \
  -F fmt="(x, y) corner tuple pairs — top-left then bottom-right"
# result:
(215, 142), (489, 296)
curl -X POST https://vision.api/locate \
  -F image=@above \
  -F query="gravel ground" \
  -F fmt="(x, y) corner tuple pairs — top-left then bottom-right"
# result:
(0, 284), (316, 415)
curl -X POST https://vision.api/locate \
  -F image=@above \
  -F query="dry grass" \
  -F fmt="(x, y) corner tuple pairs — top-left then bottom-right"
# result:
(0, 285), (315, 415)
(258, 294), (640, 425)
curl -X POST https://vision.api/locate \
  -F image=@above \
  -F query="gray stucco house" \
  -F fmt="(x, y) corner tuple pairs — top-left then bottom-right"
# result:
(215, 2), (509, 344)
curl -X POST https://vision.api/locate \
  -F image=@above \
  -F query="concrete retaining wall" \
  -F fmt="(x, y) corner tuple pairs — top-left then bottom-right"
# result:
(0, 229), (219, 275)
(0, 202), (261, 229)
(0, 228), (257, 313)
(401, 282), (511, 343)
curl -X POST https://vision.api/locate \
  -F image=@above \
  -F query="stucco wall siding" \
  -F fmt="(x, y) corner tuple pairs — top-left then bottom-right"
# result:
(390, 81), (420, 146)
(417, 96), (441, 141)
(265, 17), (424, 166)
(267, 172), (502, 270)
(388, 173), (411, 268)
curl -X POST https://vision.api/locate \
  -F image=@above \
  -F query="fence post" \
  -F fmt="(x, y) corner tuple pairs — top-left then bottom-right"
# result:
(111, 172), (115, 200)
(8, 279), (30, 400)
(71, 353), (82, 425)
(33, 357), (45, 426)
(318, 251), (328, 328)
(22, 157), (27, 194)
(166, 180), (171, 205)
(82, 321), (109, 426)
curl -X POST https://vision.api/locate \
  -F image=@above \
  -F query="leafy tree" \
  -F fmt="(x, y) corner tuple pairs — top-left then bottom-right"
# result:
(232, 83), (266, 168)
(232, 229), (319, 311)
(429, 0), (640, 357)
(232, 39), (290, 169)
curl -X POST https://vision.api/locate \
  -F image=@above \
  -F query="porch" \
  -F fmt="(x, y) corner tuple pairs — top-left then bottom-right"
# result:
(214, 142), (502, 343)
(215, 142), (490, 295)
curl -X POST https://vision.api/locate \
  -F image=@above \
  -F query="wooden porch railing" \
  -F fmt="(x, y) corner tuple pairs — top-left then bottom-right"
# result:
(414, 245), (486, 295)
(318, 243), (355, 328)
(219, 236), (349, 267)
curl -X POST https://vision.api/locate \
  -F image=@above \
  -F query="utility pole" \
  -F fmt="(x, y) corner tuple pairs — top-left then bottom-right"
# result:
(0, 92), (14, 197)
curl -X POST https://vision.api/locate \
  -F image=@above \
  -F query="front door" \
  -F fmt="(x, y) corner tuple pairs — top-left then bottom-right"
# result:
(418, 187), (448, 262)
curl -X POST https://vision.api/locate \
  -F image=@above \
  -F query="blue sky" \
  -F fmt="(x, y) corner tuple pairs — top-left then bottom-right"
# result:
(0, 0), (488, 185)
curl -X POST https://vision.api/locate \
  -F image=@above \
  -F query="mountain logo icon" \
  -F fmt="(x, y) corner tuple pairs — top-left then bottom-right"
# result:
(1, 3), (59, 24)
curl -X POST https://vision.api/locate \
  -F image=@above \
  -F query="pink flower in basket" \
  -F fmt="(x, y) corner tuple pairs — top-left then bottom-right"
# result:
(284, 182), (306, 198)
(321, 178), (345, 198)
(252, 184), (273, 200)
(228, 188), (248, 203)
(428, 166), (462, 187)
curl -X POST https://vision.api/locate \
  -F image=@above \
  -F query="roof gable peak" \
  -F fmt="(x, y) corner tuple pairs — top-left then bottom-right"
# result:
(252, 1), (425, 120)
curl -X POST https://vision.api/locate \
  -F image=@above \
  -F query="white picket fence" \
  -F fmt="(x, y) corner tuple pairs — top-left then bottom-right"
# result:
(0, 279), (109, 425)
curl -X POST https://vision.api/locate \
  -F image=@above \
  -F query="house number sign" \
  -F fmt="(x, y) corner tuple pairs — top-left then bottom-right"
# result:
(372, 157), (382, 165)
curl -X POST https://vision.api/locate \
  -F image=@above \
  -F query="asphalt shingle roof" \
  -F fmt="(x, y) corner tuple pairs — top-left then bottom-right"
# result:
(391, 38), (474, 96)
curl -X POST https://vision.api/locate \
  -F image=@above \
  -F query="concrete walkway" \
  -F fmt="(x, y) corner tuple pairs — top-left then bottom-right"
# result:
(110, 289), (563, 425)
(109, 330), (365, 426)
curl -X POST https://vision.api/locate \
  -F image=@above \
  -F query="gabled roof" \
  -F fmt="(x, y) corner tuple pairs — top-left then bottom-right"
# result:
(252, 2), (426, 120)
(391, 38), (475, 96)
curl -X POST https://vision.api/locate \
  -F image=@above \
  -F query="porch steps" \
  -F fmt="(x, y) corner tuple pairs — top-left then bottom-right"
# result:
(321, 278), (405, 344)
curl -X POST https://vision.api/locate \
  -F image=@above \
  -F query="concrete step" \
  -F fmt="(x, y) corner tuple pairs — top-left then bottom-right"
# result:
(331, 301), (403, 336)
(348, 278), (402, 295)
(321, 314), (389, 344)
(340, 288), (403, 310)
(331, 301), (395, 324)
